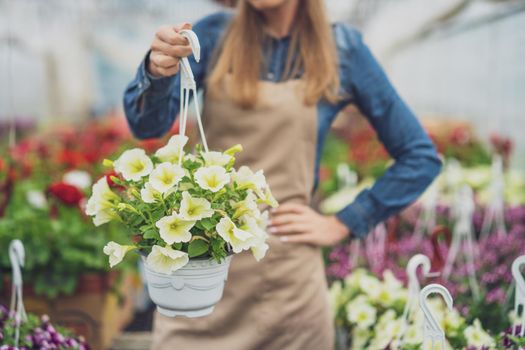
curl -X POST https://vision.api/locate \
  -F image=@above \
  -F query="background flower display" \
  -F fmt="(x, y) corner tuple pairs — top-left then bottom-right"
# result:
(330, 268), (497, 349)
(0, 304), (89, 349)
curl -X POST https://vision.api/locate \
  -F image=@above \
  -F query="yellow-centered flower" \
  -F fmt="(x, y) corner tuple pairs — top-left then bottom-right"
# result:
(114, 148), (153, 181)
(141, 182), (159, 203)
(146, 245), (189, 274)
(202, 151), (233, 167)
(149, 162), (185, 194)
(194, 165), (230, 193)
(215, 216), (254, 253)
(155, 135), (188, 164)
(155, 212), (195, 245)
(232, 166), (267, 191)
(86, 177), (119, 216)
(179, 191), (214, 221)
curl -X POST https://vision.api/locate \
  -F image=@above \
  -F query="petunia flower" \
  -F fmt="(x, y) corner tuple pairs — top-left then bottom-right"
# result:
(179, 191), (214, 221)
(149, 162), (185, 194)
(231, 166), (267, 191)
(103, 241), (134, 268)
(155, 135), (188, 164)
(194, 165), (230, 192)
(93, 208), (119, 226)
(215, 216), (254, 253)
(202, 151), (233, 167)
(231, 191), (259, 219)
(146, 245), (189, 274)
(256, 186), (279, 208)
(113, 148), (153, 181)
(141, 182), (159, 203)
(155, 212), (195, 245)
(241, 215), (269, 261)
(86, 177), (120, 216)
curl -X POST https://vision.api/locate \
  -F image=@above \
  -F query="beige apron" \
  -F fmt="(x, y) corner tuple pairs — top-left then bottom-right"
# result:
(151, 77), (334, 350)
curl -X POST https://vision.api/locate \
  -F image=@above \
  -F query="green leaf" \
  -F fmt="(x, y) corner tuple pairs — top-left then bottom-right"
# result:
(200, 218), (216, 231)
(143, 229), (159, 239)
(188, 240), (208, 258)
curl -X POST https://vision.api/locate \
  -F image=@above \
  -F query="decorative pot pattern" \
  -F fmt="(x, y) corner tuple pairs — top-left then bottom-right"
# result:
(143, 256), (232, 318)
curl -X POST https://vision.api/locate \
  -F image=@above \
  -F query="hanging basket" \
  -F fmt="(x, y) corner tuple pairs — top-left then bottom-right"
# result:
(143, 255), (232, 318)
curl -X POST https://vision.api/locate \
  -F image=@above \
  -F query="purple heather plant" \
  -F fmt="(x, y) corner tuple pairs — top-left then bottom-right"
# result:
(0, 304), (87, 349)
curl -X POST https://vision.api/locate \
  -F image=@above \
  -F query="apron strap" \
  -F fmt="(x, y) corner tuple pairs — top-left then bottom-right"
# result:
(178, 30), (208, 165)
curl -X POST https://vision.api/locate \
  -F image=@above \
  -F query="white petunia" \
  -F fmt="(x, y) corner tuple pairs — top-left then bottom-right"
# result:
(215, 216), (254, 253)
(86, 177), (119, 216)
(155, 212), (195, 245)
(149, 162), (185, 194)
(464, 319), (495, 348)
(63, 170), (92, 190)
(179, 191), (214, 221)
(202, 151), (233, 167)
(194, 166), (230, 192)
(346, 301), (376, 329)
(256, 186), (278, 208)
(103, 241), (134, 268)
(146, 245), (189, 274)
(114, 148), (153, 181)
(93, 208), (118, 226)
(231, 166), (267, 191)
(241, 215), (269, 261)
(155, 135), (189, 164)
(141, 182), (159, 203)
(26, 190), (47, 209)
(232, 191), (259, 219)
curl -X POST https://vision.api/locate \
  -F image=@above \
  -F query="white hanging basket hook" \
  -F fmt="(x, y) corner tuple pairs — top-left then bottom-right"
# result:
(512, 255), (525, 336)
(419, 283), (453, 350)
(9, 239), (28, 347)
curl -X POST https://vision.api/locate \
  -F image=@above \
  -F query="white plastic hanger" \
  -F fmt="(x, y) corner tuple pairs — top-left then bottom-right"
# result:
(419, 283), (453, 350)
(443, 184), (480, 299)
(9, 239), (27, 347)
(177, 29), (208, 166)
(396, 254), (432, 348)
(481, 155), (507, 237)
(512, 255), (525, 336)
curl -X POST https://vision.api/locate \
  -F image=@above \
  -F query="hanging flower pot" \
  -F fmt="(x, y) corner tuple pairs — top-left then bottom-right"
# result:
(143, 255), (232, 317)
(85, 28), (277, 319)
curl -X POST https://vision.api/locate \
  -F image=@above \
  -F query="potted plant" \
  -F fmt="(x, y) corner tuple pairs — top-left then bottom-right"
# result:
(85, 135), (277, 317)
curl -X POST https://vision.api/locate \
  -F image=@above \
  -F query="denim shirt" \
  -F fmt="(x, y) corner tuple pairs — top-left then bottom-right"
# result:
(123, 12), (441, 238)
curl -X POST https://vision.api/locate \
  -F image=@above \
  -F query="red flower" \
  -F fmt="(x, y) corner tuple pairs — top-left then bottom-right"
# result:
(47, 182), (84, 207)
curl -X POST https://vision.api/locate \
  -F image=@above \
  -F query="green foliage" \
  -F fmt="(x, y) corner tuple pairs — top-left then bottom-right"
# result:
(0, 179), (132, 298)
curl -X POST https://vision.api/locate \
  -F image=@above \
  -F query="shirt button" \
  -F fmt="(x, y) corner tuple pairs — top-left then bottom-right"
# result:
(138, 82), (143, 89)
(267, 72), (275, 80)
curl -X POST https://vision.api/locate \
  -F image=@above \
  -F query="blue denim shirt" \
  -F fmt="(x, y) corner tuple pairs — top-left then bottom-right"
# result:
(123, 12), (441, 238)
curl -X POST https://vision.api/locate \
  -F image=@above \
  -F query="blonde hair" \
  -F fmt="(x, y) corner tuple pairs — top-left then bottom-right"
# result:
(207, 0), (340, 109)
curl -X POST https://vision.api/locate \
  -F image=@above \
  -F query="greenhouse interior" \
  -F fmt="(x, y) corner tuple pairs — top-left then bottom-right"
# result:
(1, 0), (525, 349)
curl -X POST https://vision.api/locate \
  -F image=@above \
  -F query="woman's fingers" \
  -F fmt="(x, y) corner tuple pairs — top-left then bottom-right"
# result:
(151, 38), (192, 58)
(269, 213), (302, 227)
(280, 233), (315, 244)
(153, 65), (180, 77)
(272, 203), (309, 215)
(150, 52), (179, 69)
(268, 222), (309, 235)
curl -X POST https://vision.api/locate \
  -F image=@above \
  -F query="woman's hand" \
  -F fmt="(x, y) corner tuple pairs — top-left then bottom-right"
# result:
(268, 203), (350, 247)
(147, 23), (194, 78)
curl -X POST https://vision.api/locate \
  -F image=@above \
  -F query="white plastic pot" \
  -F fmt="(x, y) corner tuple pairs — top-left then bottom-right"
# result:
(143, 255), (232, 318)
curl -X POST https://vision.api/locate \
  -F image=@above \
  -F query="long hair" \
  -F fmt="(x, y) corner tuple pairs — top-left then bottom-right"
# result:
(207, 0), (340, 109)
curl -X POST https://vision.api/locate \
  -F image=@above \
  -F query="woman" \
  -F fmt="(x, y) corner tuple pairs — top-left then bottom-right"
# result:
(124, 0), (441, 348)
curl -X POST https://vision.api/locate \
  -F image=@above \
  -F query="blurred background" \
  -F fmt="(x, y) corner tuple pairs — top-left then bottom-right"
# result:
(1, 1), (525, 349)
(1, 0), (524, 166)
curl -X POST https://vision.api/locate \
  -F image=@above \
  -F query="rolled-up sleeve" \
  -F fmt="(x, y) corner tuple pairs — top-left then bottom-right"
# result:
(335, 27), (442, 238)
